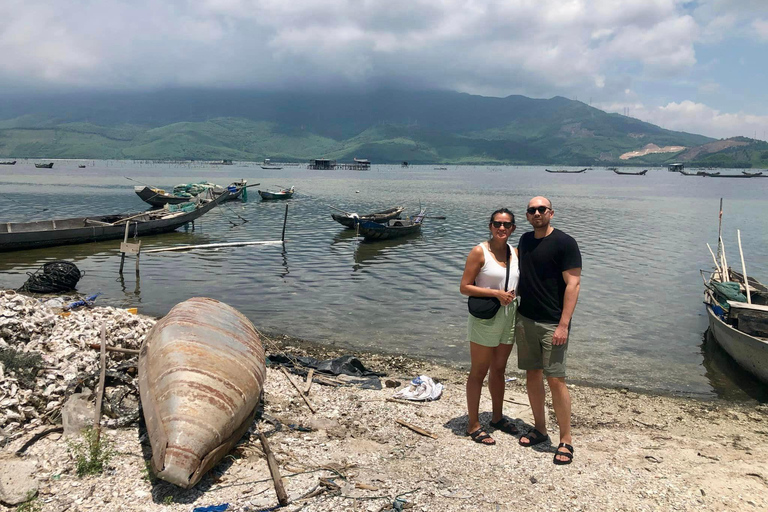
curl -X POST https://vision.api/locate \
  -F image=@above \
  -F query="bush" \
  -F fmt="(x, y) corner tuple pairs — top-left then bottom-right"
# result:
(68, 428), (115, 477)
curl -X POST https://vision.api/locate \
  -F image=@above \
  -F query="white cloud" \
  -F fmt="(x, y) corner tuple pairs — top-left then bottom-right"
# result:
(753, 19), (768, 41)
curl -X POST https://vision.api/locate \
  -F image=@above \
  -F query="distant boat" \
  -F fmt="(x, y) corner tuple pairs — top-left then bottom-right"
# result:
(545, 168), (586, 173)
(35, 162), (54, 169)
(607, 167), (618, 171)
(78, 165), (86, 168)
(613, 169), (647, 175)
(0, 160), (16, 165)
(434, 167), (448, 170)
(354, 208), (426, 241)
(258, 186), (294, 200)
(260, 158), (283, 170)
(331, 206), (405, 229)
(703, 172), (761, 178)
(742, 171), (764, 177)
(401, 161), (410, 168)
(219, 159), (233, 165)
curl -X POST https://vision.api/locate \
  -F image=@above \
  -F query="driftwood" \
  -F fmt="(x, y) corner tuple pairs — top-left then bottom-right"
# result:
(94, 323), (107, 442)
(88, 343), (140, 355)
(280, 367), (316, 414)
(259, 430), (289, 506)
(395, 419), (437, 439)
(304, 369), (314, 395)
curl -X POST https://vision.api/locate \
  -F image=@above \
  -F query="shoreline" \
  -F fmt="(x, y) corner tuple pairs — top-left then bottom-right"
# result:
(2, 291), (768, 510)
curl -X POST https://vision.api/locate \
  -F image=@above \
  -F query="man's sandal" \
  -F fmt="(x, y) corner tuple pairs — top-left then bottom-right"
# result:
(553, 443), (574, 465)
(518, 428), (549, 447)
(489, 417), (519, 435)
(467, 428), (496, 445)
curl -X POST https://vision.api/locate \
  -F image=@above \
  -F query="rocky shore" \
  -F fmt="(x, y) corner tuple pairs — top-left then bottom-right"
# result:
(2, 290), (768, 511)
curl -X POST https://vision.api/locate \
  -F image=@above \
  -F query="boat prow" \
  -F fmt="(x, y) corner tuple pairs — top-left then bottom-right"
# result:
(138, 297), (266, 488)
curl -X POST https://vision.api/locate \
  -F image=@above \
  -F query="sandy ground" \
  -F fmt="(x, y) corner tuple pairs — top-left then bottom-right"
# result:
(2, 337), (768, 512)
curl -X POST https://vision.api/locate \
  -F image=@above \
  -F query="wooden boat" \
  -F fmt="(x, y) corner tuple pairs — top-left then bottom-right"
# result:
(613, 169), (647, 175)
(138, 297), (266, 488)
(0, 160), (16, 165)
(354, 208), (426, 241)
(678, 169), (697, 176)
(78, 165), (86, 168)
(35, 162), (54, 169)
(258, 186), (294, 200)
(434, 167), (448, 170)
(742, 171), (764, 177)
(0, 193), (227, 252)
(331, 206), (405, 229)
(545, 168), (586, 173)
(699, 171), (720, 176)
(704, 269), (768, 384)
(134, 180), (250, 207)
(260, 158), (283, 170)
(702, 172), (757, 178)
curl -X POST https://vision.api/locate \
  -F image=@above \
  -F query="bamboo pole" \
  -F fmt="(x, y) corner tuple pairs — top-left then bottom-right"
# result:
(94, 323), (107, 442)
(88, 344), (140, 355)
(706, 243), (723, 280)
(281, 204), (289, 242)
(144, 240), (283, 253)
(258, 430), (289, 506)
(737, 229), (752, 304)
(719, 237), (729, 281)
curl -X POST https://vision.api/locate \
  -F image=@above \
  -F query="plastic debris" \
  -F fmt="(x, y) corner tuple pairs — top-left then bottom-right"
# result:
(393, 375), (443, 401)
(64, 293), (101, 311)
(192, 504), (229, 512)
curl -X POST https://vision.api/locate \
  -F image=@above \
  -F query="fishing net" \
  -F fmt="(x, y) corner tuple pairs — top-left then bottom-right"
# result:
(172, 182), (217, 197)
(166, 202), (197, 213)
(710, 281), (747, 310)
(18, 261), (82, 293)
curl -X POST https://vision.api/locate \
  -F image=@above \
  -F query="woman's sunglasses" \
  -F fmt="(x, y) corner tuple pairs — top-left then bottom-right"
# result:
(491, 221), (514, 228)
(526, 206), (551, 215)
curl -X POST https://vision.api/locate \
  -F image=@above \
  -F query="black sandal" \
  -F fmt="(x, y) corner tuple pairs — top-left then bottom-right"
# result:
(467, 428), (495, 445)
(518, 428), (549, 447)
(489, 417), (519, 435)
(553, 443), (574, 465)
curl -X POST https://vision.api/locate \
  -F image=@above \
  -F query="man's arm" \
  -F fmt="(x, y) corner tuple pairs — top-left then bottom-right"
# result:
(552, 268), (581, 345)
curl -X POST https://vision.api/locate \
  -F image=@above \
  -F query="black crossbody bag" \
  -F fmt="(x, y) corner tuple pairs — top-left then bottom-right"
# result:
(467, 244), (511, 319)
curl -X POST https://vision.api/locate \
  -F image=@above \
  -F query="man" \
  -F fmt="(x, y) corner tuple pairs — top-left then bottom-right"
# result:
(516, 196), (581, 465)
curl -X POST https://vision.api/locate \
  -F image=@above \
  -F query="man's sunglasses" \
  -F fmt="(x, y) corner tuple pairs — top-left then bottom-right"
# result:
(526, 206), (551, 215)
(491, 221), (514, 228)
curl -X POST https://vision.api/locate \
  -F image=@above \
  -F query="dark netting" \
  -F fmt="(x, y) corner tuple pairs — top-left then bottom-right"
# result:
(18, 261), (83, 293)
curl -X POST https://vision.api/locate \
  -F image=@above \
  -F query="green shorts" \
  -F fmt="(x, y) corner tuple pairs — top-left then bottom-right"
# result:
(467, 300), (518, 348)
(516, 314), (568, 378)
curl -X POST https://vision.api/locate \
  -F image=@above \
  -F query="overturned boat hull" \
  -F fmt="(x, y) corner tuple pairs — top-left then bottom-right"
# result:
(138, 297), (266, 488)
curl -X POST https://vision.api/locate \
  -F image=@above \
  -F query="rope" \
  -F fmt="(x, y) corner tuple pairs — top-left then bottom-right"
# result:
(18, 261), (83, 293)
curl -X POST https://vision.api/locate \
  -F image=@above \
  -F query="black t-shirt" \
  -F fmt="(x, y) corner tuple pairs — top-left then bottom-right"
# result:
(517, 228), (581, 324)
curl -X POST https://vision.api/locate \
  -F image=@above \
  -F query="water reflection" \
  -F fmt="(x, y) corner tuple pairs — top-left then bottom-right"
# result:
(353, 234), (423, 267)
(700, 329), (768, 402)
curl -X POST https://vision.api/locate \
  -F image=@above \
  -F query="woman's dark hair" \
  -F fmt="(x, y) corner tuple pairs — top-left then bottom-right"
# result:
(489, 208), (515, 226)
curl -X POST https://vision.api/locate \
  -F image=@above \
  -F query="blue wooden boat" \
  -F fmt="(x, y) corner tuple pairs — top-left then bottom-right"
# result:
(354, 208), (426, 241)
(258, 186), (294, 200)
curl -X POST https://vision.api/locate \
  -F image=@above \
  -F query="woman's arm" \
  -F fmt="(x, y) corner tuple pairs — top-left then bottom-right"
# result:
(460, 245), (513, 304)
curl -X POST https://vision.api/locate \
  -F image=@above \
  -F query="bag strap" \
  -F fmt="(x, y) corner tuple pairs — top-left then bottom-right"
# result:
(504, 244), (511, 292)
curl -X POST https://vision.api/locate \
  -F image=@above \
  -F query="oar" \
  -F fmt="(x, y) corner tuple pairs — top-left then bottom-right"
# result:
(124, 175), (160, 189)
(329, 205), (352, 215)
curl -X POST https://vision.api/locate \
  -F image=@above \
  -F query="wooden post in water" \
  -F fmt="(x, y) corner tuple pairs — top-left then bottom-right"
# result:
(737, 229), (752, 304)
(119, 222), (130, 273)
(281, 204), (288, 242)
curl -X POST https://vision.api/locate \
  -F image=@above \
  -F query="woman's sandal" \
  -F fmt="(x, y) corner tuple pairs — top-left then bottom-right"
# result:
(518, 428), (549, 447)
(489, 417), (519, 435)
(467, 428), (496, 445)
(553, 443), (574, 465)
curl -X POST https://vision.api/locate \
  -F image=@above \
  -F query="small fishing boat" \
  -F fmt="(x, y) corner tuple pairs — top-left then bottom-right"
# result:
(260, 158), (283, 170)
(134, 180), (251, 207)
(742, 171), (764, 177)
(78, 165), (86, 168)
(0, 160), (16, 165)
(258, 186), (294, 200)
(434, 167), (448, 170)
(331, 206), (405, 229)
(545, 168), (586, 173)
(613, 169), (647, 175)
(606, 167), (618, 171)
(139, 297), (266, 488)
(354, 208), (426, 241)
(699, 171), (721, 176)
(702, 172), (757, 178)
(35, 162), (54, 169)
(0, 193), (227, 252)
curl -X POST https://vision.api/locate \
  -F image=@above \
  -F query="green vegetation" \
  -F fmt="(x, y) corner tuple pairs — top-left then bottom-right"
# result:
(68, 428), (115, 477)
(16, 492), (42, 512)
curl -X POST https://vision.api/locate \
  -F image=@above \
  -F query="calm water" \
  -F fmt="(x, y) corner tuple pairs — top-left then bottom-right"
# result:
(1, 161), (767, 401)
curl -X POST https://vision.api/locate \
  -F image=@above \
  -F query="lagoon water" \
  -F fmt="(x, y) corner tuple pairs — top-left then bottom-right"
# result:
(1, 161), (767, 400)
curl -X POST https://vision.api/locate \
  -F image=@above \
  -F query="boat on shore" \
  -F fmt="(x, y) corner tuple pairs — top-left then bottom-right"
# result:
(354, 208), (426, 241)
(0, 193), (228, 252)
(258, 186), (294, 200)
(138, 297), (266, 488)
(35, 162), (54, 169)
(613, 169), (648, 175)
(0, 160), (16, 165)
(134, 180), (251, 207)
(545, 168), (586, 173)
(331, 206), (405, 229)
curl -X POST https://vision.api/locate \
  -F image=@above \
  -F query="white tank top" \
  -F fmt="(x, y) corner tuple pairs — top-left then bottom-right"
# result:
(474, 242), (519, 293)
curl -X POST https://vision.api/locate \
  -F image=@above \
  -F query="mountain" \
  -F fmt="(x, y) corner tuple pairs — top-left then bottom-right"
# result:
(0, 88), (721, 164)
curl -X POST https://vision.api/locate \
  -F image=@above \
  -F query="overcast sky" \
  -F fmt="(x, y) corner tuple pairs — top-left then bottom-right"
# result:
(1, 0), (767, 140)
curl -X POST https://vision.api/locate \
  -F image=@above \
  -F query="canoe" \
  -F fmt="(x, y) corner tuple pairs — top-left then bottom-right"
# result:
(138, 297), (266, 488)
(134, 180), (249, 207)
(331, 206), (405, 229)
(354, 208), (426, 241)
(258, 186), (294, 200)
(35, 162), (54, 169)
(0, 193), (227, 252)
(0, 160), (16, 165)
(704, 269), (768, 384)
(545, 169), (586, 173)
(613, 169), (647, 175)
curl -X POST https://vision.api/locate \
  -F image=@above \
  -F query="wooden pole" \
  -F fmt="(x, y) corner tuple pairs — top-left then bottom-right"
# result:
(281, 204), (289, 242)
(719, 237), (730, 281)
(716, 198), (723, 268)
(88, 344), (140, 355)
(395, 419), (437, 439)
(144, 240), (283, 253)
(258, 430), (289, 506)
(119, 222), (130, 273)
(304, 369), (314, 395)
(737, 229), (752, 304)
(706, 243), (723, 280)
(94, 323), (107, 442)
(280, 367), (316, 413)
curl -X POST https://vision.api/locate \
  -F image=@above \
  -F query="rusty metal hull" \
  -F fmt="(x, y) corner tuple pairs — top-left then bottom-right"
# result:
(138, 297), (266, 488)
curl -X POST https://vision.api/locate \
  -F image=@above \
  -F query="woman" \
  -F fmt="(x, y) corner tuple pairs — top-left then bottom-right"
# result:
(459, 208), (520, 445)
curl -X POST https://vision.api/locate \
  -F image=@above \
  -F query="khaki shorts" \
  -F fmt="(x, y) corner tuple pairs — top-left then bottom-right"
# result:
(467, 300), (518, 348)
(516, 314), (568, 378)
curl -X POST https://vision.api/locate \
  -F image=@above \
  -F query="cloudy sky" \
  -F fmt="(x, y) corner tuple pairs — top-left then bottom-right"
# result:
(1, 0), (767, 140)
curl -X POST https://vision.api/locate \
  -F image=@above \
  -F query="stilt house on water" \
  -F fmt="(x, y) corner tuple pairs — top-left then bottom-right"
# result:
(308, 158), (372, 170)
(668, 163), (684, 172)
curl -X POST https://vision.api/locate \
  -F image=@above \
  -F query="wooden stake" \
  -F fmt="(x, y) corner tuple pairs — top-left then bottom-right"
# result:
(281, 204), (289, 242)
(94, 323), (107, 442)
(280, 367), (316, 413)
(395, 419), (437, 439)
(737, 229), (752, 304)
(258, 430), (289, 506)
(304, 369), (314, 395)
(88, 343), (140, 355)
(119, 222), (130, 273)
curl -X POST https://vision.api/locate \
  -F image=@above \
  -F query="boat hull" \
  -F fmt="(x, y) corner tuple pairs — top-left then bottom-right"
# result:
(258, 190), (293, 200)
(135, 183), (244, 207)
(706, 305), (768, 384)
(331, 207), (404, 229)
(138, 297), (266, 488)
